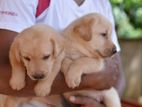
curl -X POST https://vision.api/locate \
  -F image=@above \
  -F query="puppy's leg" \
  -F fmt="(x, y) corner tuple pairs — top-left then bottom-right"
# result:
(103, 87), (121, 107)
(65, 57), (104, 88)
(61, 58), (73, 77)
(34, 51), (65, 97)
(9, 67), (26, 91)
(34, 74), (57, 96)
(9, 39), (26, 90)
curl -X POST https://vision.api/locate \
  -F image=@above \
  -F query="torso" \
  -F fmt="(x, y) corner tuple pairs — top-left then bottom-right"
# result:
(74, 0), (85, 6)
(36, 0), (106, 31)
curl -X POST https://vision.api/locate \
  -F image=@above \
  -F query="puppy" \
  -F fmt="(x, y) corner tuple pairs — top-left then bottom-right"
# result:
(61, 13), (121, 107)
(9, 24), (65, 97)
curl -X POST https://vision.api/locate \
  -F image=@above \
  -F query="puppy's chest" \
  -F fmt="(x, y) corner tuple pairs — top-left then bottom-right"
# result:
(65, 47), (84, 60)
(64, 40), (86, 60)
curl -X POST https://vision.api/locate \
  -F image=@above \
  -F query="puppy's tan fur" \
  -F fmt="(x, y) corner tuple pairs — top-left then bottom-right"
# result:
(0, 94), (64, 107)
(61, 13), (121, 107)
(9, 24), (65, 97)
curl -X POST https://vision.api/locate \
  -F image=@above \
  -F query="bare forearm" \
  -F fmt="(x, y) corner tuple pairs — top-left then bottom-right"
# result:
(0, 53), (119, 96)
(100, 52), (125, 97)
(52, 53), (121, 94)
(0, 63), (118, 96)
(0, 53), (119, 97)
(0, 30), (17, 65)
(113, 52), (125, 97)
(78, 52), (125, 97)
(0, 60), (119, 97)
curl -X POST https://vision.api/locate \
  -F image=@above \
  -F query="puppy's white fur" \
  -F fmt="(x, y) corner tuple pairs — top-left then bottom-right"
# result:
(9, 24), (65, 97)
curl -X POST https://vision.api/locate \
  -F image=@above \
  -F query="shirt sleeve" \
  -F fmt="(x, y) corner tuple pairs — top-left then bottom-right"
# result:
(0, 0), (38, 33)
(103, 0), (121, 52)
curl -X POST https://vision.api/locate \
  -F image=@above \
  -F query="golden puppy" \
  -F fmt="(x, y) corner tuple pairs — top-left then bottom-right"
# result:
(61, 13), (121, 107)
(9, 24), (65, 97)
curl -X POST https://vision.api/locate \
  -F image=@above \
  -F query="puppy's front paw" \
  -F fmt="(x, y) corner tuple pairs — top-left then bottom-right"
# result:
(9, 77), (25, 90)
(66, 72), (81, 88)
(34, 83), (51, 97)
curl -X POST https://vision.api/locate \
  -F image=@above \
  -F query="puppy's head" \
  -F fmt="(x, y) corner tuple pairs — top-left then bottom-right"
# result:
(9, 24), (64, 80)
(70, 13), (116, 58)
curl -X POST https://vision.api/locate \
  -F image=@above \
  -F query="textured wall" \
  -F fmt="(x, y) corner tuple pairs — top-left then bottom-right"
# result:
(119, 39), (142, 103)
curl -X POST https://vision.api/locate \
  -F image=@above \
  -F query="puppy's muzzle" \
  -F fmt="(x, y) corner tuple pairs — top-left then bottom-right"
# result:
(102, 46), (117, 58)
(32, 74), (45, 80)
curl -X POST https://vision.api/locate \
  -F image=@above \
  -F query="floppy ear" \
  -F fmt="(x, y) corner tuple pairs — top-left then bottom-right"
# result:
(9, 38), (24, 71)
(73, 18), (94, 41)
(50, 38), (63, 57)
(107, 24), (112, 37)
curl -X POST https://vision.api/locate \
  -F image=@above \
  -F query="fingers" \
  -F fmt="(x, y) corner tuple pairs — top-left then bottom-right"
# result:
(69, 96), (105, 107)
(48, 104), (55, 107)
(69, 96), (90, 105)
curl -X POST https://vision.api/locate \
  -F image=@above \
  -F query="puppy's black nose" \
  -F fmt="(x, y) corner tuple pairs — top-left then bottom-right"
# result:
(32, 74), (45, 80)
(112, 47), (117, 54)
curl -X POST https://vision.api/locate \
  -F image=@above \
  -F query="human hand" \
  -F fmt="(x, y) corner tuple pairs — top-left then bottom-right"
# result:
(69, 95), (105, 107)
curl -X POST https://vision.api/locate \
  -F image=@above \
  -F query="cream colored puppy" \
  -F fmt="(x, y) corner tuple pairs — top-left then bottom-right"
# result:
(9, 24), (65, 97)
(61, 13), (121, 107)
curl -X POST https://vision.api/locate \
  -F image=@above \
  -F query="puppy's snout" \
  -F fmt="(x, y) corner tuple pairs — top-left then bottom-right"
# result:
(112, 46), (117, 55)
(32, 74), (45, 80)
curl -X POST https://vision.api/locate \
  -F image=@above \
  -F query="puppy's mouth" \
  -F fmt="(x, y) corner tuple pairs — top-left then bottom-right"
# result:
(95, 50), (105, 58)
(98, 52), (112, 58)
(96, 49), (116, 58)
(28, 73), (47, 81)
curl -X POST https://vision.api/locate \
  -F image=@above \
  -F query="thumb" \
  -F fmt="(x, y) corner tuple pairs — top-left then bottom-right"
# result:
(69, 96), (90, 105)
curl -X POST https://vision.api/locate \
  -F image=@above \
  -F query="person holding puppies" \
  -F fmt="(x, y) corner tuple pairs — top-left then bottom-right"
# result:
(0, 0), (125, 107)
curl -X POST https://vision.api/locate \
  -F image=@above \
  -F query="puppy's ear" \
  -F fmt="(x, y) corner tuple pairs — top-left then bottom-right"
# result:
(9, 37), (24, 71)
(107, 24), (112, 37)
(73, 18), (94, 41)
(51, 38), (63, 57)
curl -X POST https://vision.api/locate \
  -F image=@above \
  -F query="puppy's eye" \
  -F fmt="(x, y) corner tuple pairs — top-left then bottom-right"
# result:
(24, 57), (30, 61)
(101, 33), (107, 37)
(43, 55), (50, 60)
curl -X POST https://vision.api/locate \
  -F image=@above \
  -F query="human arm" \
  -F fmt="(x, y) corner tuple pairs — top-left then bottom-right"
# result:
(67, 52), (125, 107)
(0, 29), (120, 97)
